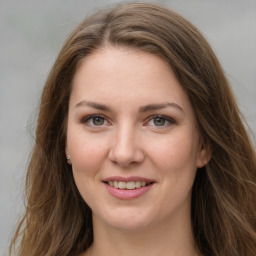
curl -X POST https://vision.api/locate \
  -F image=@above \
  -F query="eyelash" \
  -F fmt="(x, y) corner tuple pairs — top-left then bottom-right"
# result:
(145, 115), (176, 128)
(81, 114), (176, 128)
(81, 114), (109, 126)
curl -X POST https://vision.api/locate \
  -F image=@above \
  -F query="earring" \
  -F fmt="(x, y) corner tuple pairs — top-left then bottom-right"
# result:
(66, 156), (72, 165)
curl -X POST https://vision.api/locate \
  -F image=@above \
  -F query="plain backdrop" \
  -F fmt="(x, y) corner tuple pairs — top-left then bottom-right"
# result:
(0, 0), (255, 255)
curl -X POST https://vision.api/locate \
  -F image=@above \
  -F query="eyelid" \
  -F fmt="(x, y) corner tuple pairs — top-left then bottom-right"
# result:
(80, 114), (176, 128)
(81, 114), (109, 126)
(145, 115), (177, 127)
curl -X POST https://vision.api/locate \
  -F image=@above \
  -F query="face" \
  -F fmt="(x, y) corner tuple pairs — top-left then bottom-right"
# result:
(66, 46), (209, 232)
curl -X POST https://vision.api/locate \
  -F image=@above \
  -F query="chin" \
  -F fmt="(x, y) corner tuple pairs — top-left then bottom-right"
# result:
(94, 208), (155, 231)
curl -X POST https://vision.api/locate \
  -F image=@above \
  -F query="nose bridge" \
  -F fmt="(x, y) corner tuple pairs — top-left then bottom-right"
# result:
(109, 121), (144, 166)
(117, 123), (136, 152)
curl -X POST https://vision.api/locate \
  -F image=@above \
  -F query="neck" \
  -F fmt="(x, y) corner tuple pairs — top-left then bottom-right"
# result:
(86, 211), (198, 256)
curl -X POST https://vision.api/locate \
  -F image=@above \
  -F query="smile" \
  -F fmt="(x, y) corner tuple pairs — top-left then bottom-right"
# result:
(107, 181), (151, 190)
(103, 177), (155, 199)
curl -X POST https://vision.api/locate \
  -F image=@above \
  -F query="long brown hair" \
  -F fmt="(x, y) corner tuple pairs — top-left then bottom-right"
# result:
(10, 3), (256, 256)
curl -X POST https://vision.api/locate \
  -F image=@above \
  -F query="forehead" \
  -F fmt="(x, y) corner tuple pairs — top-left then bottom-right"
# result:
(70, 46), (193, 115)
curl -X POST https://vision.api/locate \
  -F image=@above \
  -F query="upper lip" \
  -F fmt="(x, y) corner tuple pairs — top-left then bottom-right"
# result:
(102, 176), (156, 183)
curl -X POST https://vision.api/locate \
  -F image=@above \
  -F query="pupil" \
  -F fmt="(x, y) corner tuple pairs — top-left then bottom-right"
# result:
(154, 117), (165, 126)
(93, 117), (104, 125)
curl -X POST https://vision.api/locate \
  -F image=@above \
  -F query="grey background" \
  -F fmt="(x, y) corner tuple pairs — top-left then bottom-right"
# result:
(0, 0), (255, 255)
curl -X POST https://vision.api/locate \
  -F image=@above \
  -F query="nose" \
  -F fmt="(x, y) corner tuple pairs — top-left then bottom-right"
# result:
(108, 125), (145, 167)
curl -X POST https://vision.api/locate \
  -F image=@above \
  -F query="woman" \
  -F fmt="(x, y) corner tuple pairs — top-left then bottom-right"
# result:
(10, 3), (256, 256)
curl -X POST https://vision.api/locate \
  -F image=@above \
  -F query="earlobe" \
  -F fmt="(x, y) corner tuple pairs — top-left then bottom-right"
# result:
(66, 156), (72, 165)
(197, 141), (211, 168)
(65, 143), (72, 165)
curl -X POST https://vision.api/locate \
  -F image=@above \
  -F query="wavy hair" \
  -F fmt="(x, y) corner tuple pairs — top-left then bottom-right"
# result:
(10, 3), (256, 256)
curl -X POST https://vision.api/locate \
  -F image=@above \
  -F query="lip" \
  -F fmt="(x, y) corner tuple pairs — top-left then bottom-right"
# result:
(102, 176), (156, 200)
(103, 176), (155, 183)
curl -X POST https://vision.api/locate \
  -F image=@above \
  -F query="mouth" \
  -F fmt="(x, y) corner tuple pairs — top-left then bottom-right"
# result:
(103, 177), (155, 200)
(104, 180), (154, 190)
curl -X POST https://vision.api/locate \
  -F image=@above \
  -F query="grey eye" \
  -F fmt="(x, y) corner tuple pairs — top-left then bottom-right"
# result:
(92, 116), (105, 126)
(153, 117), (166, 126)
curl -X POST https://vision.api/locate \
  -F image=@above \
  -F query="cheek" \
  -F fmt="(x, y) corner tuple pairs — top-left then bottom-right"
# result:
(68, 134), (109, 204)
(67, 131), (109, 176)
(149, 133), (199, 173)
(147, 131), (200, 202)
(152, 135), (199, 206)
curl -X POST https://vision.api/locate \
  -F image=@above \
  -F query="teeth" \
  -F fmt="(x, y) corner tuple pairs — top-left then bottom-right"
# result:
(118, 181), (126, 189)
(107, 180), (149, 189)
(113, 181), (119, 188)
(127, 181), (135, 190)
(135, 181), (141, 188)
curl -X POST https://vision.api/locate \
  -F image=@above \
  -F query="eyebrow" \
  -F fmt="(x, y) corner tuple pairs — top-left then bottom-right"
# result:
(139, 102), (184, 113)
(74, 100), (184, 114)
(75, 101), (112, 111)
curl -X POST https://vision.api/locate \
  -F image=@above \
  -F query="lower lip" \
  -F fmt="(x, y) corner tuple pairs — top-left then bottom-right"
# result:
(104, 183), (154, 200)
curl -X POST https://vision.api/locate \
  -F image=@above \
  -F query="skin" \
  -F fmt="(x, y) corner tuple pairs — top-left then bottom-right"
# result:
(66, 46), (210, 256)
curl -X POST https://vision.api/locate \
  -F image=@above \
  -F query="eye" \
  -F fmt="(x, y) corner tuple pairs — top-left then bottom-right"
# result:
(82, 115), (107, 126)
(152, 117), (166, 126)
(146, 115), (176, 128)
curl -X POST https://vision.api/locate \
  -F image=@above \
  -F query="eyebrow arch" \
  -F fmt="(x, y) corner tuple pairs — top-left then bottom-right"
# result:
(139, 102), (184, 113)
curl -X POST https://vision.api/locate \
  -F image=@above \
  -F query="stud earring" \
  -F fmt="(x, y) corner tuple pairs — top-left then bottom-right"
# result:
(66, 156), (72, 165)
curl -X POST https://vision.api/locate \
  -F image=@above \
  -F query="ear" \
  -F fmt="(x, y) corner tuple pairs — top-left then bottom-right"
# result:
(65, 144), (72, 165)
(65, 136), (69, 156)
(196, 140), (211, 168)
(65, 142), (69, 157)
(64, 117), (72, 164)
